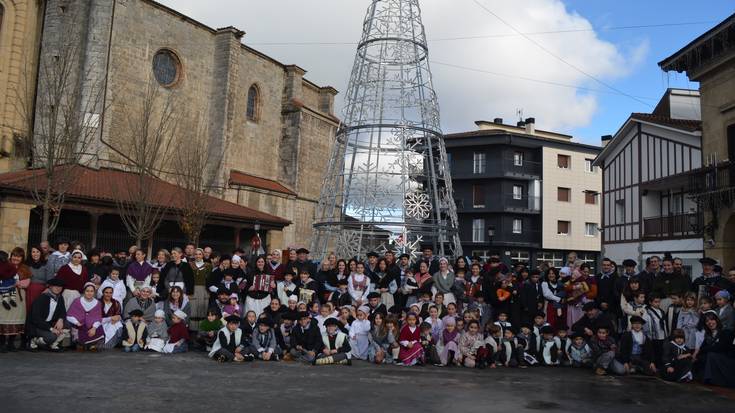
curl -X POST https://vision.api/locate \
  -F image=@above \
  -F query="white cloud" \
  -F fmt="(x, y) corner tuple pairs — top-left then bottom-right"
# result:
(156, 0), (646, 139)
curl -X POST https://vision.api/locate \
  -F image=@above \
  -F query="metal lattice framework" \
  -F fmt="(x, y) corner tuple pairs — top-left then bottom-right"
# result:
(310, 0), (462, 261)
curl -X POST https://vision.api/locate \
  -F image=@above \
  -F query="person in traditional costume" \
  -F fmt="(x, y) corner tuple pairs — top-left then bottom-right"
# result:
(564, 264), (597, 328)
(438, 317), (461, 366)
(163, 310), (190, 353)
(374, 259), (398, 312)
(47, 237), (71, 275)
(98, 267), (126, 305)
(398, 312), (423, 366)
(245, 256), (275, 317)
(367, 312), (396, 364)
(459, 319), (492, 368)
(694, 311), (735, 387)
(195, 309), (222, 351)
(210, 315), (254, 362)
(66, 282), (104, 351)
(314, 317), (352, 365)
(249, 317), (280, 361)
(26, 245), (52, 312)
(161, 248), (194, 295)
(644, 295), (669, 367)
(589, 326), (617, 376)
(276, 271), (297, 307)
(290, 311), (323, 363)
(614, 315), (657, 375)
(121, 309), (147, 352)
(432, 258), (456, 305)
(349, 305), (371, 360)
(676, 292), (699, 350)
(568, 332), (592, 368)
(27, 278), (69, 351)
(714, 290), (734, 330)
(145, 310), (168, 352)
(0, 248), (31, 351)
(123, 286), (156, 322)
(536, 325), (562, 366)
(55, 250), (88, 310)
(126, 249), (153, 299)
(348, 262), (371, 306)
(661, 329), (693, 382)
(98, 286), (123, 350)
(188, 248), (211, 331)
(163, 286), (191, 326)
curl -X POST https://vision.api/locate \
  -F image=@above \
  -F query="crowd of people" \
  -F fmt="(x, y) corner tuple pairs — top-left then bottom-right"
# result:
(0, 237), (734, 387)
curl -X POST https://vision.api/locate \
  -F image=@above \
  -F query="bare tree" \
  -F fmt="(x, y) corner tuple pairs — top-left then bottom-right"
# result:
(15, 7), (106, 241)
(109, 79), (181, 248)
(171, 115), (223, 246)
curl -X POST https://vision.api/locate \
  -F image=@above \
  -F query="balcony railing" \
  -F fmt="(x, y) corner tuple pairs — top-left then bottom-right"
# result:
(462, 194), (541, 213)
(642, 212), (703, 239)
(688, 160), (735, 204)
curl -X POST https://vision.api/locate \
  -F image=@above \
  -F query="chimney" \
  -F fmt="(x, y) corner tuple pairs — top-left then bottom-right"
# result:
(601, 135), (613, 147)
(516, 120), (526, 128)
(493, 118), (503, 125)
(524, 117), (535, 134)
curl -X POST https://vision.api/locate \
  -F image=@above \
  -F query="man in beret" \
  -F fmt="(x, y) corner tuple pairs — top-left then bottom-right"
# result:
(209, 315), (254, 362)
(572, 302), (616, 339)
(290, 311), (323, 363)
(692, 257), (734, 300)
(294, 248), (317, 279)
(28, 278), (69, 351)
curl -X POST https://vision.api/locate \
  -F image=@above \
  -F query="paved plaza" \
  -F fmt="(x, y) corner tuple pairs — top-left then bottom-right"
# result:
(1, 352), (732, 412)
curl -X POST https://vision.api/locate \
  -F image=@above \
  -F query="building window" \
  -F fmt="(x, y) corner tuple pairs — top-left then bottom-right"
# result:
(472, 219), (485, 242)
(512, 218), (522, 234)
(512, 185), (523, 200)
(584, 191), (598, 205)
(557, 154), (571, 169)
(509, 250), (530, 265)
(557, 187), (571, 202)
(247, 85), (260, 122)
(585, 159), (596, 173)
(585, 223), (598, 237)
(152, 49), (182, 87)
(513, 151), (524, 166)
(538, 251), (564, 268)
(473, 152), (486, 174)
(557, 220), (570, 235)
(473, 185), (485, 208)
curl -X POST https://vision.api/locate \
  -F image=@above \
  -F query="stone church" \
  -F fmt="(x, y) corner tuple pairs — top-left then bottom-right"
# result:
(0, 0), (339, 252)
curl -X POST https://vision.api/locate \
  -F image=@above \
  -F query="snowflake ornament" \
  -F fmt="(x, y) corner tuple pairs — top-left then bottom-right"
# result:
(335, 230), (362, 259)
(404, 191), (432, 220)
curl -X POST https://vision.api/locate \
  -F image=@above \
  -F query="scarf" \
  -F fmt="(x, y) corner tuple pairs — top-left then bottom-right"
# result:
(69, 263), (83, 275)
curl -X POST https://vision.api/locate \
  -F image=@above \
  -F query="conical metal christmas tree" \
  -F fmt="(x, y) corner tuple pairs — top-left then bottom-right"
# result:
(311, 0), (461, 261)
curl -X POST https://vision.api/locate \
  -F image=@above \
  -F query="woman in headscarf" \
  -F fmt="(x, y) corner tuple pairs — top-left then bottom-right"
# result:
(54, 249), (88, 310)
(123, 286), (156, 322)
(189, 248), (211, 331)
(126, 249), (154, 299)
(0, 248), (31, 352)
(433, 258), (456, 305)
(163, 286), (191, 326)
(66, 282), (104, 351)
(26, 245), (52, 310)
(99, 286), (123, 350)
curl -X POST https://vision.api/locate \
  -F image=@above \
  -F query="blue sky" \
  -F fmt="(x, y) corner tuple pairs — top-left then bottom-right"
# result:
(561, 0), (734, 142)
(161, 0), (735, 145)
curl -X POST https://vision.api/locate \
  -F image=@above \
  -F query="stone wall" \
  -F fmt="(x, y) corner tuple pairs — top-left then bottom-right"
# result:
(0, 0), (44, 173)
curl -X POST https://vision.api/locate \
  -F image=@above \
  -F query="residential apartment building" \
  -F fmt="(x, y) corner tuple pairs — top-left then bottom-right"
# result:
(594, 89), (704, 276)
(445, 118), (602, 269)
(660, 13), (735, 269)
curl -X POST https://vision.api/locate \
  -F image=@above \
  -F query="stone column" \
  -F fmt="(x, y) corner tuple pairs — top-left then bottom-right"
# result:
(0, 201), (34, 252)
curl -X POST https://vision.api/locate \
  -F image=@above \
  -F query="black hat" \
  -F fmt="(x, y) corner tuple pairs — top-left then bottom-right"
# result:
(421, 245), (434, 251)
(224, 315), (241, 324)
(129, 309), (144, 317)
(296, 311), (310, 320)
(399, 253), (410, 259)
(217, 287), (230, 296)
(699, 257), (717, 266)
(367, 292), (380, 300)
(540, 325), (554, 335)
(296, 248), (310, 254)
(323, 317), (341, 327)
(366, 251), (379, 258)
(46, 278), (65, 287)
(623, 259), (637, 267)
(384, 247), (395, 254)
(582, 302), (598, 312)
(571, 332), (586, 340)
(257, 317), (274, 328)
(534, 311), (546, 318)
(281, 311), (297, 322)
(629, 315), (646, 325)
(55, 236), (70, 247)
(489, 256), (500, 263)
